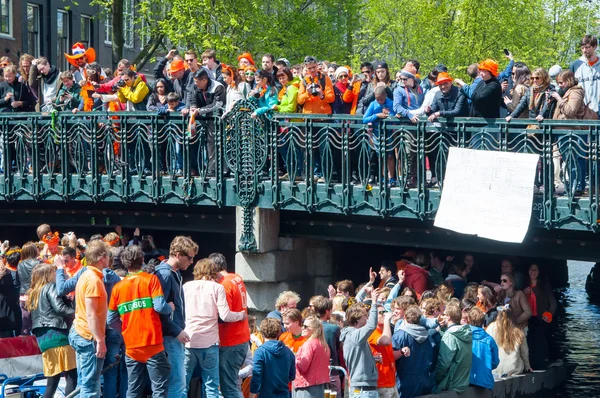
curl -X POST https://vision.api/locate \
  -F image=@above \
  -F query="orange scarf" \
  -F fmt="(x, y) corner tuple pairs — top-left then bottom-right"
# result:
(81, 82), (95, 112)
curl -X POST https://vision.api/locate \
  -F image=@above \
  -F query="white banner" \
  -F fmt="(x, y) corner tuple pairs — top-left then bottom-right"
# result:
(434, 147), (539, 243)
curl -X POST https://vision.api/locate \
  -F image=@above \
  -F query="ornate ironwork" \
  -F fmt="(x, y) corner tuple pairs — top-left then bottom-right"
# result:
(0, 111), (599, 233)
(224, 100), (269, 252)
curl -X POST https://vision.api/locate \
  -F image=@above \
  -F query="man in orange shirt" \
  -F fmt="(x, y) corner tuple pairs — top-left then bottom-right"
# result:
(368, 305), (400, 398)
(108, 245), (172, 397)
(210, 252), (250, 398)
(68, 240), (110, 398)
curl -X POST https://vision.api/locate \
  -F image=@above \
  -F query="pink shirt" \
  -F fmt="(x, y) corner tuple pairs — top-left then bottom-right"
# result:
(294, 338), (331, 388)
(183, 279), (245, 349)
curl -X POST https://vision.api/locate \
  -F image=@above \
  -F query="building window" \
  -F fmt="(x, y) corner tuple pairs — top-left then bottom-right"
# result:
(27, 4), (40, 56)
(105, 14), (112, 44)
(57, 10), (69, 71)
(0, 0), (11, 37)
(123, 0), (134, 48)
(81, 15), (91, 49)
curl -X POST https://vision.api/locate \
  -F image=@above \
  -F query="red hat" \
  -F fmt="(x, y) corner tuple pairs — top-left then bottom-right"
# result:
(478, 59), (499, 77)
(435, 72), (453, 85)
(168, 59), (185, 74)
(64, 42), (96, 68)
(237, 52), (255, 66)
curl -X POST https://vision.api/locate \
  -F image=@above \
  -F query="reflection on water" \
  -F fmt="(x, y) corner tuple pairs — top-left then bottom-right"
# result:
(554, 261), (600, 396)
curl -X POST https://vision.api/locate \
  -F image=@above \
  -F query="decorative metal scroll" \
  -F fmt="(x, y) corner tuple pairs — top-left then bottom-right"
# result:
(224, 100), (269, 252)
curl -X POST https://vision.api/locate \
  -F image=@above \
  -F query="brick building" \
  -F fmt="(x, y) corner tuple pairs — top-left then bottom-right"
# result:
(1, 0), (154, 76)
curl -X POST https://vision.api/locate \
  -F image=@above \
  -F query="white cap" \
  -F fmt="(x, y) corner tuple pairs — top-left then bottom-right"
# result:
(549, 64), (563, 78)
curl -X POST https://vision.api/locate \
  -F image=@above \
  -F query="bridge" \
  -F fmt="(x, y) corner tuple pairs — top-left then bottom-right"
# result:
(1, 100), (598, 311)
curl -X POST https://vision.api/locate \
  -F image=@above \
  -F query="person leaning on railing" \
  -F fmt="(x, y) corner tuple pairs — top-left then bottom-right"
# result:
(550, 69), (598, 195)
(0, 65), (35, 113)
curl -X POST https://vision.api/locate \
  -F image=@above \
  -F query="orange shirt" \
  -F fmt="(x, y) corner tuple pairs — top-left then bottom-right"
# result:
(279, 331), (307, 353)
(109, 271), (165, 363)
(368, 327), (396, 388)
(74, 266), (107, 340)
(218, 273), (250, 347)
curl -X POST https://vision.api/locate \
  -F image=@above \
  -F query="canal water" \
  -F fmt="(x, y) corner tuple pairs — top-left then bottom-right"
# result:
(553, 260), (600, 396)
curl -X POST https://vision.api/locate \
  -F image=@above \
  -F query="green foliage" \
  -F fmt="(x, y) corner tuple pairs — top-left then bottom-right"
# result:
(105, 0), (600, 74)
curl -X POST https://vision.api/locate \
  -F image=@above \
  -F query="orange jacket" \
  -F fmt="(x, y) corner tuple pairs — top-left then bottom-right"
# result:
(297, 73), (335, 114)
(343, 81), (362, 114)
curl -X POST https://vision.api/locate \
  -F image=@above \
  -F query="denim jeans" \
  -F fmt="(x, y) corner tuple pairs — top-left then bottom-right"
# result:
(164, 336), (186, 398)
(126, 350), (170, 398)
(219, 343), (248, 398)
(184, 345), (220, 398)
(103, 327), (126, 398)
(69, 328), (104, 398)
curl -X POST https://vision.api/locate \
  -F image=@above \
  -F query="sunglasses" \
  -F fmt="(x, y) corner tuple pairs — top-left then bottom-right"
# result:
(245, 72), (255, 76)
(185, 59), (195, 63)
(501, 279), (509, 283)
(532, 76), (541, 80)
(338, 74), (348, 79)
(86, 69), (97, 75)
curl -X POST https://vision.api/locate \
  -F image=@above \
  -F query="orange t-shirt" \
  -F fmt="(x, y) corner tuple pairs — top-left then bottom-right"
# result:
(108, 271), (165, 363)
(218, 273), (250, 347)
(368, 327), (397, 388)
(74, 266), (107, 340)
(279, 332), (307, 353)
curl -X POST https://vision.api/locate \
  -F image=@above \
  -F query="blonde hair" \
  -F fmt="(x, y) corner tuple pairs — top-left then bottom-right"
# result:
(193, 258), (219, 281)
(437, 281), (454, 303)
(169, 236), (198, 257)
(332, 295), (345, 312)
(85, 240), (110, 265)
(493, 309), (524, 352)
(103, 232), (121, 247)
(275, 290), (301, 310)
(304, 316), (330, 355)
(26, 263), (56, 311)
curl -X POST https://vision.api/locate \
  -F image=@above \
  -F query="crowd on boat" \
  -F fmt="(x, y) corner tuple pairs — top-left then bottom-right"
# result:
(0, 223), (558, 397)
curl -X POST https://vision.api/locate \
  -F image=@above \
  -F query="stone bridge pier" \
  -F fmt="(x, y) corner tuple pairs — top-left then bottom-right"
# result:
(234, 208), (334, 317)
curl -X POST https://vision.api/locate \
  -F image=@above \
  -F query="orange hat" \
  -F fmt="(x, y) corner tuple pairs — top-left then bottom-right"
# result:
(244, 65), (257, 73)
(64, 42), (96, 68)
(435, 72), (453, 85)
(237, 52), (255, 66)
(169, 59), (185, 74)
(477, 59), (499, 77)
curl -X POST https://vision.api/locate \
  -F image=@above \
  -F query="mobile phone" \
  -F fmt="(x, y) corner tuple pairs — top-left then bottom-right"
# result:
(2, 240), (8, 246)
(503, 48), (510, 56)
(356, 73), (365, 80)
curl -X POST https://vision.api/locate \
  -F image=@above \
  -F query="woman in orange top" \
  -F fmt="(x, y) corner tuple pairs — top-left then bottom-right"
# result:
(278, 308), (306, 353)
(476, 285), (498, 328)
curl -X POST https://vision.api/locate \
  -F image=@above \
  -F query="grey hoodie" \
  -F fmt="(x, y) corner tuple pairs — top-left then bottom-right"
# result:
(400, 322), (429, 343)
(570, 55), (600, 112)
(340, 305), (378, 387)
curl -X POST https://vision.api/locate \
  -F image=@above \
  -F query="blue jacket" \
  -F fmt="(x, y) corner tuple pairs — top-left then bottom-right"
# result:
(362, 98), (396, 124)
(250, 340), (295, 397)
(393, 85), (424, 119)
(55, 267), (121, 302)
(392, 323), (437, 397)
(252, 87), (279, 116)
(155, 261), (185, 337)
(470, 325), (499, 390)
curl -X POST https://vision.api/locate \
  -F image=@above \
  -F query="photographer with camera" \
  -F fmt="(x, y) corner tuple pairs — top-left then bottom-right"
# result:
(116, 69), (150, 111)
(54, 71), (81, 111)
(297, 56), (335, 115)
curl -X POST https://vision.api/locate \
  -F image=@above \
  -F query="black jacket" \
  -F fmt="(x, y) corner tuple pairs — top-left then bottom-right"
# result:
(189, 79), (226, 116)
(508, 87), (556, 119)
(429, 86), (469, 118)
(17, 258), (40, 295)
(0, 80), (36, 112)
(153, 57), (194, 105)
(0, 269), (21, 332)
(31, 283), (74, 331)
(468, 77), (502, 118)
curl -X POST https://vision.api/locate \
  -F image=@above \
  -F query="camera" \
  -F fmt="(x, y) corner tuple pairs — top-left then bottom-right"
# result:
(307, 83), (320, 96)
(111, 79), (126, 91)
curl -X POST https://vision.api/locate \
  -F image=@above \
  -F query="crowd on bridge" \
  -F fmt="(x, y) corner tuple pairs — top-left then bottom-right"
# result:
(0, 224), (558, 397)
(2, 35), (600, 191)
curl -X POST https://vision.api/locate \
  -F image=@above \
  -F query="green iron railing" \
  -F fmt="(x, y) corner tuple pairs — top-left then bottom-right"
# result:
(0, 100), (599, 249)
